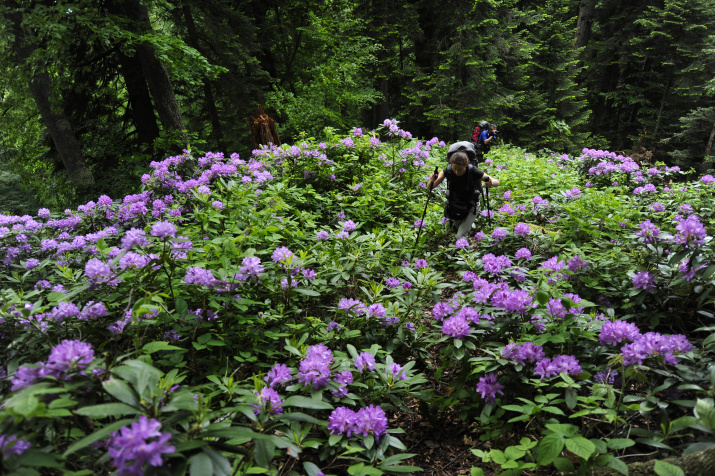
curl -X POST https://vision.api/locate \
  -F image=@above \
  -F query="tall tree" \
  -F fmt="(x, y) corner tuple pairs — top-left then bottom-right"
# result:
(4, 0), (95, 186)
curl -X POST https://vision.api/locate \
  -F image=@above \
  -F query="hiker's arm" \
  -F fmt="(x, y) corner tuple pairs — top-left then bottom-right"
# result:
(483, 175), (499, 187)
(428, 170), (445, 189)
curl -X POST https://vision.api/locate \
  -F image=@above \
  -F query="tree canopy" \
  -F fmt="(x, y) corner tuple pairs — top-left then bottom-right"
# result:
(1, 0), (714, 209)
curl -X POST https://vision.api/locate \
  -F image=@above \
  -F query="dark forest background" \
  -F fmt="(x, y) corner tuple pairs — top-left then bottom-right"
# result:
(1, 0), (714, 210)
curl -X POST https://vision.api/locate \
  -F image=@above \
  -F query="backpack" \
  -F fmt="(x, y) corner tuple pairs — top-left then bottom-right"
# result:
(443, 164), (484, 220)
(446, 141), (479, 165)
(471, 121), (489, 143)
(471, 126), (482, 142)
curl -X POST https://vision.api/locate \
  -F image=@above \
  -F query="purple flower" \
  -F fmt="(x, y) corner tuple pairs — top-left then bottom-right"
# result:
(514, 223), (530, 236)
(108, 416), (175, 476)
(502, 342), (545, 365)
(636, 220), (660, 244)
(85, 258), (112, 282)
(240, 256), (264, 279)
(316, 230), (330, 240)
(674, 216), (708, 249)
(264, 363), (292, 387)
(482, 253), (512, 275)
(252, 387), (284, 415)
(328, 407), (357, 436)
(600, 320), (641, 346)
(353, 405), (389, 441)
(650, 202), (665, 212)
(476, 373), (504, 404)
(338, 298), (366, 315)
(593, 369), (618, 385)
(432, 299), (460, 321)
(492, 228), (507, 241)
(271, 246), (294, 265)
(327, 321), (341, 332)
(342, 220), (357, 232)
(500, 289), (534, 314)
(184, 266), (219, 287)
(386, 363), (407, 381)
(354, 352), (376, 372)
(0, 435), (31, 458)
(442, 315), (470, 339)
(332, 370), (354, 397)
(25, 258), (40, 270)
(455, 238), (469, 249)
(515, 248), (532, 260)
(385, 277), (400, 288)
(367, 303), (387, 319)
(47, 340), (94, 373)
(150, 221), (177, 239)
(414, 219), (425, 228)
(414, 259), (428, 269)
(534, 355), (582, 380)
(621, 332), (692, 366)
(297, 344), (333, 389)
(632, 270), (656, 290)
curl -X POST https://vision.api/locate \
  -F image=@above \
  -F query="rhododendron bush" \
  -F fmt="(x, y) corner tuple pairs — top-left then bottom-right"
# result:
(0, 120), (714, 475)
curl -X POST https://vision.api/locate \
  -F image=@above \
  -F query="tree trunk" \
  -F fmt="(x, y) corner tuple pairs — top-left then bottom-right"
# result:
(573, 0), (596, 54)
(6, 2), (95, 186)
(706, 120), (715, 156)
(109, 0), (186, 137)
(117, 51), (160, 148)
(179, 2), (223, 150)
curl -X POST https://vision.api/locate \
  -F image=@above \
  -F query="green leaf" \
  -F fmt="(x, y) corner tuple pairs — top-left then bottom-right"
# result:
(606, 438), (636, 450)
(190, 452), (213, 476)
(564, 436), (596, 460)
(607, 456), (629, 475)
(535, 291), (550, 306)
(282, 396), (333, 410)
(537, 434), (564, 466)
(75, 403), (139, 418)
(102, 379), (139, 407)
(142, 341), (184, 354)
(653, 460), (685, 476)
(295, 288), (320, 296)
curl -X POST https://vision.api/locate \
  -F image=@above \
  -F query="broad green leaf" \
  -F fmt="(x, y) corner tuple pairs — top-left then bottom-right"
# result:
(75, 403), (139, 418)
(537, 434), (564, 466)
(190, 452), (213, 476)
(282, 395), (333, 410)
(564, 436), (596, 460)
(653, 460), (685, 476)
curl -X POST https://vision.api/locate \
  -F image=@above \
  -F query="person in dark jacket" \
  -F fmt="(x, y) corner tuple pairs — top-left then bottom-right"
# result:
(427, 151), (499, 238)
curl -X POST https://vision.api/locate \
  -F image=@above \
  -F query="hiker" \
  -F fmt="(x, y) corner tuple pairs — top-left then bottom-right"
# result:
(476, 123), (499, 163)
(427, 151), (500, 239)
(471, 120), (489, 144)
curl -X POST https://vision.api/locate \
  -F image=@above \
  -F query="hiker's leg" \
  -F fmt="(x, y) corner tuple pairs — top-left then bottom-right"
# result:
(455, 210), (477, 239)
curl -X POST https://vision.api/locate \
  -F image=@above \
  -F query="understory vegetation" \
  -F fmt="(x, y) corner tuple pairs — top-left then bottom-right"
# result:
(0, 121), (714, 475)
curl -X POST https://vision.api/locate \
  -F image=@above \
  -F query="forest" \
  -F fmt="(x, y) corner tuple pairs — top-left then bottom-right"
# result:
(1, 0), (715, 209)
(1, 1), (715, 476)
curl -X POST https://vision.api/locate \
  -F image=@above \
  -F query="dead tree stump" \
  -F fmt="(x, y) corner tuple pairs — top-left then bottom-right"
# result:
(249, 104), (280, 148)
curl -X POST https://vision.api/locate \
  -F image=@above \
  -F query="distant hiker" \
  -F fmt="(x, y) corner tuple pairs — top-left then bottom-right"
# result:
(428, 151), (500, 239)
(471, 120), (489, 143)
(476, 123), (499, 163)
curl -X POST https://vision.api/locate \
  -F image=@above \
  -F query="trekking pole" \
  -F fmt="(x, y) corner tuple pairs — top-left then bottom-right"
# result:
(485, 182), (492, 228)
(414, 165), (439, 251)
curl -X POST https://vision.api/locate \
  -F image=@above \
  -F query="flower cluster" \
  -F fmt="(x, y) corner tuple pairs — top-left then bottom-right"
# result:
(297, 344), (334, 389)
(11, 340), (95, 391)
(328, 404), (389, 440)
(476, 373), (505, 404)
(107, 416), (175, 476)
